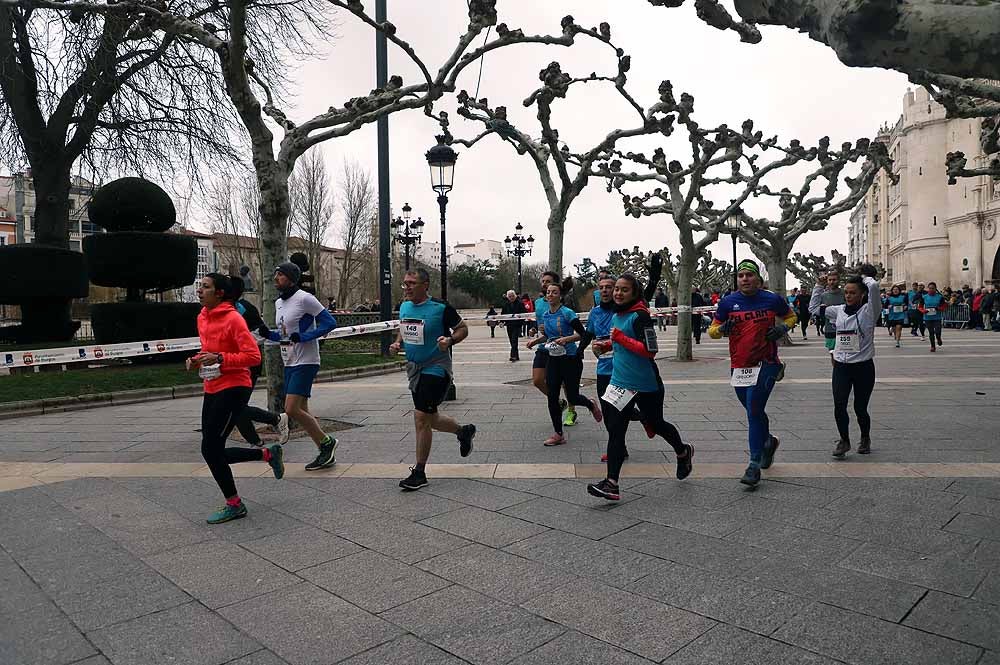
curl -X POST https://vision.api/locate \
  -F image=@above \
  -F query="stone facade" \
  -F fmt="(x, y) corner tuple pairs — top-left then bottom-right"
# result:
(0, 172), (100, 249)
(849, 87), (1000, 287)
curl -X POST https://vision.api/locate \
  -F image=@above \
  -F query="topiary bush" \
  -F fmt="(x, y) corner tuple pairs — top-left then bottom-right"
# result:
(0, 245), (89, 344)
(87, 177), (176, 232)
(84, 232), (197, 290)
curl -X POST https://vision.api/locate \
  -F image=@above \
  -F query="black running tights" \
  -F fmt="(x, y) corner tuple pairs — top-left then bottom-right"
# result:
(831, 359), (875, 442)
(202, 387), (263, 499)
(235, 365), (279, 445)
(604, 384), (685, 481)
(546, 355), (592, 434)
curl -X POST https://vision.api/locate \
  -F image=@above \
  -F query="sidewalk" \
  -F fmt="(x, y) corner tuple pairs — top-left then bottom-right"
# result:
(1, 327), (998, 664)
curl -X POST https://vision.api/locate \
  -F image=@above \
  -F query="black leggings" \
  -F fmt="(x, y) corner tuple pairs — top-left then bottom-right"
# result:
(235, 365), (279, 445)
(927, 320), (943, 347)
(604, 383), (685, 481)
(832, 359), (875, 441)
(546, 354), (592, 433)
(799, 313), (810, 336)
(506, 325), (520, 359)
(202, 387), (263, 499)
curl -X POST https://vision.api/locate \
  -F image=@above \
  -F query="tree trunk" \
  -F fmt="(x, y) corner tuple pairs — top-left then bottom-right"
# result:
(256, 160), (291, 413)
(765, 257), (787, 296)
(675, 246), (695, 361)
(338, 251), (353, 306)
(546, 207), (564, 273)
(28, 164), (72, 248)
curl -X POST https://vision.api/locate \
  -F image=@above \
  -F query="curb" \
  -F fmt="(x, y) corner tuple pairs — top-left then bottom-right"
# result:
(0, 361), (406, 420)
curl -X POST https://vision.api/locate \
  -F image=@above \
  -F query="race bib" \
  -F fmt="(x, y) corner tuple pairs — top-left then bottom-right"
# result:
(835, 331), (860, 353)
(892, 305), (903, 313)
(198, 364), (221, 380)
(602, 383), (637, 411)
(279, 342), (291, 364)
(545, 341), (567, 356)
(401, 319), (425, 345)
(730, 366), (761, 388)
(926, 307), (937, 316)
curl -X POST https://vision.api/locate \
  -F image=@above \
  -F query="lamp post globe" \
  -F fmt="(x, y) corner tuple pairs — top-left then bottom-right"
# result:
(727, 214), (740, 293)
(425, 136), (457, 300)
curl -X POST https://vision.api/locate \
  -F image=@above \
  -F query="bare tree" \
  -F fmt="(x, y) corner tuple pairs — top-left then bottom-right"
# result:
(206, 172), (268, 283)
(288, 147), (335, 299)
(444, 22), (675, 272)
(690, 250), (732, 293)
(337, 160), (376, 307)
(725, 138), (894, 295)
(0, 3), (240, 248)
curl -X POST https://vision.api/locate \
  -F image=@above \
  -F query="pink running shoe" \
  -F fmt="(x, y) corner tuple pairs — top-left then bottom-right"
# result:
(544, 433), (567, 446)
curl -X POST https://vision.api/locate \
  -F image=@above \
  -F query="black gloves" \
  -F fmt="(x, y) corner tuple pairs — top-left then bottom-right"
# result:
(764, 323), (789, 342)
(289, 332), (301, 343)
(257, 324), (270, 337)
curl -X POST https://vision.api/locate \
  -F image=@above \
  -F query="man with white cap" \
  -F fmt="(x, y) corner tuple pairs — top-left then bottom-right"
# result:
(500, 289), (525, 361)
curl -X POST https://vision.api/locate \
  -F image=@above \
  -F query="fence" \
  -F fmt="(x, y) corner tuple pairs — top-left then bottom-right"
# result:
(943, 303), (970, 329)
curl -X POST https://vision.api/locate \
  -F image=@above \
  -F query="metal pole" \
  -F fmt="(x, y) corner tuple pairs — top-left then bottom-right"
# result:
(404, 240), (411, 270)
(731, 232), (738, 293)
(375, 0), (392, 354)
(517, 251), (522, 295)
(438, 194), (448, 300)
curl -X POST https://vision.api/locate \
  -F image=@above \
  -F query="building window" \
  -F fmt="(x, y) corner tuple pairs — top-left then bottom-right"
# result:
(0, 236), (5, 246)
(918, 166), (922, 176)
(68, 199), (75, 210)
(933, 215), (937, 226)
(70, 240), (81, 251)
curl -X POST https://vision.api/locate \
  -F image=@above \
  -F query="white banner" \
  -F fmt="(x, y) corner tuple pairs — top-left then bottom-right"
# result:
(2, 321), (402, 370)
(485, 306), (717, 323)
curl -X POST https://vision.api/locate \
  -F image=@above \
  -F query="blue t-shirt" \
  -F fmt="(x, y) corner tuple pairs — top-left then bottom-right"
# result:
(610, 309), (659, 393)
(399, 298), (461, 377)
(712, 290), (790, 368)
(533, 296), (548, 353)
(586, 304), (615, 376)
(908, 289), (922, 306)
(922, 293), (945, 320)
(887, 294), (907, 320)
(540, 305), (579, 356)
(592, 289), (601, 307)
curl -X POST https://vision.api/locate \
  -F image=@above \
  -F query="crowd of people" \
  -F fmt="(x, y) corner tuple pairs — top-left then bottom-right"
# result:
(188, 255), (979, 522)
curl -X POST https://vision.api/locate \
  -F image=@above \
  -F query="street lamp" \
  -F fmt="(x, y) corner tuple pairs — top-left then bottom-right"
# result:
(390, 202), (424, 270)
(426, 135), (458, 401)
(504, 222), (534, 294)
(425, 135), (457, 300)
(727, 214), (740, 292)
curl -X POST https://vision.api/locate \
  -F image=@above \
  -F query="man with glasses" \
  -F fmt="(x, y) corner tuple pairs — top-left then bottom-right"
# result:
(390, 268), (476, 490)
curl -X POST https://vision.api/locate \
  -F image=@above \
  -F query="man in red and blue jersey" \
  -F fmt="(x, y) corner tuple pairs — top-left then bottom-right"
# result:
(709, 259), (797, 486)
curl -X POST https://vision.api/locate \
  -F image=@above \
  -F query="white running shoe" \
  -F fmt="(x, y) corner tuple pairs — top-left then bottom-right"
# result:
(275, 413), (291, 445)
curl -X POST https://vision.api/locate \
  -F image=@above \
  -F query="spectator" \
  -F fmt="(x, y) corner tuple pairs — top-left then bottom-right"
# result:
(501, 290), (525, 361)
(690, 287), (706, 344)
(654, 288), (669, 330)
(327, 297), (337, 312)
(486, 305), (498, 338)
(972, 288), (985, 330)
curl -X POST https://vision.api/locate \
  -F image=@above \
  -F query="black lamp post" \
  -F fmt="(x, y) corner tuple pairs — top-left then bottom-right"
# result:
(425, 135), (457, 300)
(390, 202), (423, 270)
(504, 222), (534, 294)
(728, 215), (740, 292)
(426, 135), (458, 400)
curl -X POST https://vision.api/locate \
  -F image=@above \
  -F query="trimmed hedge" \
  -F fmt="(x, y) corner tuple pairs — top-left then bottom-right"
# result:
(87, 177), (176, 232)
(0, 245), (89, 303)
(84, 232), (197, 290)
(0, 299), (80, 344)
(91, 301), (200, 344)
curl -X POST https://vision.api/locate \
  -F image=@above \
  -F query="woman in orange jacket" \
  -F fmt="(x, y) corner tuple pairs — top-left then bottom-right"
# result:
(189, 273), (285, 524)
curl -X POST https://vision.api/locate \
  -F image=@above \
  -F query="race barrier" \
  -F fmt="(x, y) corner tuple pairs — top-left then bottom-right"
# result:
(485, 305), (718, 322)
(1, 320), (401, 370)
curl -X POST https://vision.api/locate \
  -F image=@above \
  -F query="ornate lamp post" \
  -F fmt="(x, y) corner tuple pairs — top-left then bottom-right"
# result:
(425, 135), (458, 300)
(425, 136), (458, 400)
(728, 215), (740, 292)
(504, 222), (534, 294)
(390, 202), (423, 270)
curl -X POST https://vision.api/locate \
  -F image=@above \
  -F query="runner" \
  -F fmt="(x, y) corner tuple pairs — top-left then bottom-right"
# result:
(190, 273), (284, 524)
(886, 284), (908, 348)
(390, 268), (476, 490)
(709, 259), (796, 487)
(257, 261), (338, 471)
(908, 281), (926, 338)
(529, 272), (570, 425)
(587, 273), (693, 501)
(920, 282), (947, 352)
(527, 283), (601, 446)
(593, 269), (612, 306)
(794, 287), (811, 340)
(809, 271), (845, 352)
(230, 276), (289, 447)
(818, 267), (880, 457)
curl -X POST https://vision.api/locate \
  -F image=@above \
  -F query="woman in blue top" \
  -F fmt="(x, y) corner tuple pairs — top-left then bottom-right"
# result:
(920, 281), (947, 352)
(886, 285), (908, 348)
(526, 283), (601, 446)
(587, 274), (693, 501)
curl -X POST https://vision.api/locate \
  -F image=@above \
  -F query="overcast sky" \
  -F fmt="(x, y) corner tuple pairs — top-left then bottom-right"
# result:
(206, 1), (913, 283)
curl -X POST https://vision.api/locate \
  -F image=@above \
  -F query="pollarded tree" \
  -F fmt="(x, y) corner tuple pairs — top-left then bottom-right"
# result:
(690, 249), (732, 293)
(442, 24), (676, 273)
(726, 136), (894, 295)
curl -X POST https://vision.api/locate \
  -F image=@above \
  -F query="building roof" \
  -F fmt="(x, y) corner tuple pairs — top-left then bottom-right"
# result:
(174, 226), (215, 239)
(211, 231), (346, 256)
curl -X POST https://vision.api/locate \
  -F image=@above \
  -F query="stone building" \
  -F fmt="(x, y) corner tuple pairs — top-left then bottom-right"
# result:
(0, 171), (101, 250)
(848, 87), (1000, 287)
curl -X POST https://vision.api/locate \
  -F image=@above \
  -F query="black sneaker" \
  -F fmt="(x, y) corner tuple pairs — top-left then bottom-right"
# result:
(858, 436), (871, 455)
(676, 444), (694, 480)
(265, 443), (284, 479)
(399, 466), (428, 491)
(458, 424), (476, 457)
(832, 439), (851, 458)
(305, 437), (337, 471)
(760, 436), (780, 470)
(586, 479), (620, 501)
(739, 464), (761, 487)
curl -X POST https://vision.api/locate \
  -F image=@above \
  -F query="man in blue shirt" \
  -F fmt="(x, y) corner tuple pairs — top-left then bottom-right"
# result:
(390, 268), (476, 490)
(908, 281), (925, 337)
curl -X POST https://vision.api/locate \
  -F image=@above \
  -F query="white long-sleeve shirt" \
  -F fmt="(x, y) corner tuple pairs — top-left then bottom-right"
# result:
(814, 276), (880, 363)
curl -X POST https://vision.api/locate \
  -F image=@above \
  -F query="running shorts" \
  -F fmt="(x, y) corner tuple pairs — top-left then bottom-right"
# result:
(532, 350), (549, 370)
(411, 373), (450, 414)
(284, 364), (320, 397)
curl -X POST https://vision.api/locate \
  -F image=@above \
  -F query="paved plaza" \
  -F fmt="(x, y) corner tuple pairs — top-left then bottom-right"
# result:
(1, 327), (999, 664)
